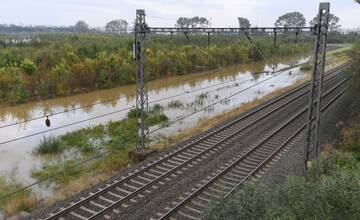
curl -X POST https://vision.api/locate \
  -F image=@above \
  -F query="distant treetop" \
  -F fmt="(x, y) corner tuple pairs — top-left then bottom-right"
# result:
(238, 17), (251, 28)
(275, 12), (306, 28)
(309, 13), (340, 32)
(176, 17), (209, 28)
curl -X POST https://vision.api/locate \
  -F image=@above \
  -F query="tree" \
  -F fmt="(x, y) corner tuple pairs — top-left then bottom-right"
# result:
(105, 19), (128, 34)
(275, 12), (306, 28)
(309, 13), (340, 32)
(176, 17), (209, 28)
(355, 0), (360, 4)
(238, 17), (251, 28)
(74, 20), (89, 32)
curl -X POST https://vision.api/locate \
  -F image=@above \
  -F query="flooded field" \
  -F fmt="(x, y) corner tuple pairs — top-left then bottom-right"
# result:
(0, 54), (310, 193)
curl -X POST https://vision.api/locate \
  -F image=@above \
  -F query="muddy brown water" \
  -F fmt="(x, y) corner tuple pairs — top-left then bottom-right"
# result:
(0, 54), (310, 197)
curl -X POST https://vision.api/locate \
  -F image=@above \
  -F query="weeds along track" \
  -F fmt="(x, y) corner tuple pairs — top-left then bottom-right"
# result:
(41, 63), (349, 220)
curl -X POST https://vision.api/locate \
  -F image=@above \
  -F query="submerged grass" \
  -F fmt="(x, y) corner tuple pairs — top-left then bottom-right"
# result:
(167, 100), (184, 109)
(31, 160), (84, 185)
(36, 136), (63, 154)
(0, 172), (37, 217)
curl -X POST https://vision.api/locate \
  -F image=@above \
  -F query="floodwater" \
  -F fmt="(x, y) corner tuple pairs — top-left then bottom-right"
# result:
(0, 54), (310, 193)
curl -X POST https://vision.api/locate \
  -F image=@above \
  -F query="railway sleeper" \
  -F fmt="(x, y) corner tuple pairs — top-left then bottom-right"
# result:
(70, 211), (88, 220)
(177, 210), (201, 220)
(122, 182), (140, 191)
(244, 157), (263, 165)
(239, 161), (257, 170)
(202, 190), (222, 200)
(223, 175), (242, 183)
(130, 178), (147, 186)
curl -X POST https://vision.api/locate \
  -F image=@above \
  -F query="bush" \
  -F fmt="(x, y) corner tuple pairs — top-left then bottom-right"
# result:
(20, 58), (36, 75)
(205, 183), (266, 220)
(300, 63), (312, 71)
(272, 158), (360, 219)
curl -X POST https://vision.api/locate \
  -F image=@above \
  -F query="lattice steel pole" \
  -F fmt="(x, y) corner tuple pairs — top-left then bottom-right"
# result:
(305, 2), (330, 166)
(135, 9), (149, 149)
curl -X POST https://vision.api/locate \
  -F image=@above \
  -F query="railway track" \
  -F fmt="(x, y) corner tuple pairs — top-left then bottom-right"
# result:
(157, 78), (349, 220)
(41, 63), (350, 220)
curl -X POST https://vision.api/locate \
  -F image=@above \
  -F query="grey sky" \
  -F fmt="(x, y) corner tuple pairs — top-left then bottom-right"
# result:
(0, 0), (359, 28)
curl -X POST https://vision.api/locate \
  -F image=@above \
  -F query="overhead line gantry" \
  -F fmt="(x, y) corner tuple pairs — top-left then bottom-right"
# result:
(134, 3), (331, 168)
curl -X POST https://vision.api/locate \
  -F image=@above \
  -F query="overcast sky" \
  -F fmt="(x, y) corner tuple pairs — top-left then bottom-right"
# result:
(0, 0), (359, 29)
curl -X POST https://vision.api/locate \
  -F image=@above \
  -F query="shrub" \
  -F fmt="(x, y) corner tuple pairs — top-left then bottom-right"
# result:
(20, 58), (36, 75)
(205, 183), (266, 220)
(300, 63), (312, 71)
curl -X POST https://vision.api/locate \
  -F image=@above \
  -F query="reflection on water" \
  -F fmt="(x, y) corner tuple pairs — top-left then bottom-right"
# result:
(0, 54), (309, 193)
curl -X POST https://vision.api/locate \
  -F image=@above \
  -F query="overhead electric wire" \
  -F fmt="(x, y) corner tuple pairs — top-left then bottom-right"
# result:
(0, 63), (300, 203)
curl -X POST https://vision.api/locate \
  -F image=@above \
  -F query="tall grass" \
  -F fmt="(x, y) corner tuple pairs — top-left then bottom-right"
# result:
(35, 136), (63, 154)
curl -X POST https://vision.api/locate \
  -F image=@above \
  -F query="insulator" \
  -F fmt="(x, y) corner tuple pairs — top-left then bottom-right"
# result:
(45, 116), (51, 127)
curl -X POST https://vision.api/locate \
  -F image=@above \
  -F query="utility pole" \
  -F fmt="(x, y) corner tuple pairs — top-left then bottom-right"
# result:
(305, 2), (330, 167)
(135, 9), (149, 149)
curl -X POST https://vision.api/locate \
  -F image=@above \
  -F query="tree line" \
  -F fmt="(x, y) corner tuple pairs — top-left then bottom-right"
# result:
(0, 19), (129, 34)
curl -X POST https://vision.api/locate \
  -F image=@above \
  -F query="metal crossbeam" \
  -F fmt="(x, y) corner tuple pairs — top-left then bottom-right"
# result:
(305, 2), (330, 165)
(148, 27), (314, 34)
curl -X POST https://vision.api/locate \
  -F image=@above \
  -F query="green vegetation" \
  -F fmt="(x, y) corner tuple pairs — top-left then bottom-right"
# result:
(32, 160), (83, 184)
(36, 136), (63, 154)
(0, 33), (312, 104)
(34, 119), (135, 156)
(206, 153), (360, 220)
(300, 63), (312, 71)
